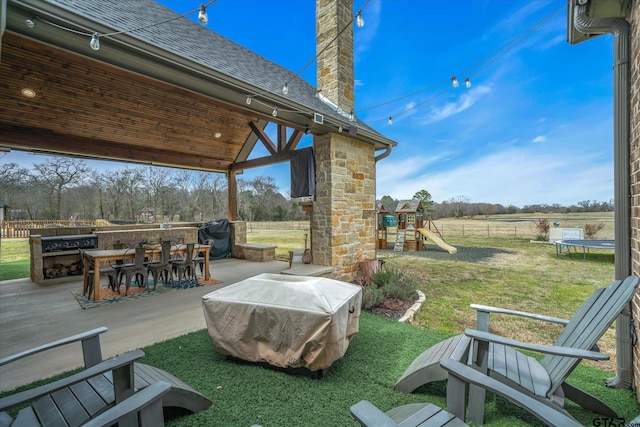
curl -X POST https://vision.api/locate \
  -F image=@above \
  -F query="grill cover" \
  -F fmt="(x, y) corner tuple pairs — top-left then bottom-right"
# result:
(202, 273), (362, 371)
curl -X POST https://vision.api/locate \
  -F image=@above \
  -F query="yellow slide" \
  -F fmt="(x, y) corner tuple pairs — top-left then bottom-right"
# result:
(417, 228), (457, 254)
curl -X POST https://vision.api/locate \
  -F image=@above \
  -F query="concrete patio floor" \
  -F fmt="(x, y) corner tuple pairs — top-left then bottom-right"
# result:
(0, 257), (301, 392)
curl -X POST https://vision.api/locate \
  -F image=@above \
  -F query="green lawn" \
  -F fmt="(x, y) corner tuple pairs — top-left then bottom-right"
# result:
(3, 313), (635, 426)
(1, 234), (638, 425)
(0, 238), (30, 281)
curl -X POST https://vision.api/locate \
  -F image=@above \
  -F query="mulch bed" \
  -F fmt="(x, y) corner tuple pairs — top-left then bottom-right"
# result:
(369, 296), (418, 320)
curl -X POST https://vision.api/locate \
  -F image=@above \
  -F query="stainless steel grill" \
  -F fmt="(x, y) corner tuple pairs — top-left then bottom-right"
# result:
(41, 234), (98, 253)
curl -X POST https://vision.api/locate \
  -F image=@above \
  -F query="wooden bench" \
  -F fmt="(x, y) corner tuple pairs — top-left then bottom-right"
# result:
(236, 243), (277, 262)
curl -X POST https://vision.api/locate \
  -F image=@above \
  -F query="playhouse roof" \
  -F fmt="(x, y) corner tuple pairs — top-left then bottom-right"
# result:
(376, 202), (388, 214)
(394, 199), (422, 213)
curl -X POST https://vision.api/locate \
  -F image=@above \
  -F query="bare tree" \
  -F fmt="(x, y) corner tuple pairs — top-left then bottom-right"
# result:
(33, 157), (90, 218)
(143, 166), (171, 222)
(102, 167), (144, 221)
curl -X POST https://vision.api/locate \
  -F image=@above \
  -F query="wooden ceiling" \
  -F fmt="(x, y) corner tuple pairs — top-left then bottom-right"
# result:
(0, 33), (302, 172)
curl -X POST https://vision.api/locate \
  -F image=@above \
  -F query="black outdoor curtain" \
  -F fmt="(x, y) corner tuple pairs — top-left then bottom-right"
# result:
(290, 147), (316, 198)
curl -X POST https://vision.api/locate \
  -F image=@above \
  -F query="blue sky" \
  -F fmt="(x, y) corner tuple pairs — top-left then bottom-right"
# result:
(2, 0), (615, 207)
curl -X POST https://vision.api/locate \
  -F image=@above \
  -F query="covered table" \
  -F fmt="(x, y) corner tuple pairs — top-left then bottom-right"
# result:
(202, 273), (362, 373)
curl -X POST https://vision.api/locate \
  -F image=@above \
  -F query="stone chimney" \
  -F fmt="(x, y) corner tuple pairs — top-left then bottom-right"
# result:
(312, 0), (376, 282)
(316, 0), (354, 112)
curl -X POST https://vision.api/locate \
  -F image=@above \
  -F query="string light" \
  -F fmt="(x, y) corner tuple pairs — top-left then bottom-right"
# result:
(246, 96), (252, 105)
(90, 33), (100, 50)
(30, 1), (219, 57)
(388, 116), (393, 125)
(282, 83), (289, 95)
(198, 4), (209, 25)
(359, 5), (563, 125)
(356, 12), (365, 28)
(272, 107), (278, 117)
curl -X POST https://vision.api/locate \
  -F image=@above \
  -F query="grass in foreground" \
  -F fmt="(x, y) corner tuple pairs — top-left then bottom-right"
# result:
(0, 238), (30, 281)
(3, 313), (636, 426)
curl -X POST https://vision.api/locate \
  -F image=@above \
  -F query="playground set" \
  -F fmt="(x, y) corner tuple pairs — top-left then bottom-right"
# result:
(376, 200), (457, 254)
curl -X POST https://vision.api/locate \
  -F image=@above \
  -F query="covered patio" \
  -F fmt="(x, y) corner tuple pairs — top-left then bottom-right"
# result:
(0, 256), (289, 392)
(0, 0), (397, 282)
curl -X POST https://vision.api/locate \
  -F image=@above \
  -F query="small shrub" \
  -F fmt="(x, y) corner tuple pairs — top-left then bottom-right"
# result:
(361, 285), (385, 310)
(584, 223), (605, 239)
(534, 233), (547, 242)
(373, 265), (418, 301)
(534, 219), (550, 240)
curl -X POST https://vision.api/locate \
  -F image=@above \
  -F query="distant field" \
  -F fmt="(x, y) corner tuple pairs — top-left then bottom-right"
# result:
(247, 212), (616, 246)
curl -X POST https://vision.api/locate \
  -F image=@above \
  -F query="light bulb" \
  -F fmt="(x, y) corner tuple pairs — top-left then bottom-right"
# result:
(282, 83), (289, 95)
(388, 116), (393, 125)
(246, 96), (252, 105)
(451, 76), (459, 88)
(272, 107), (278, 117)
(90, 33), (100, 51)
(338, 126), (343, 133)
(25, 19), (36, 28)
(198, 4), (208, 25)
(465, 78), (471, 88)
(356, 12), (365, 28)
(348, 111), (355, 122)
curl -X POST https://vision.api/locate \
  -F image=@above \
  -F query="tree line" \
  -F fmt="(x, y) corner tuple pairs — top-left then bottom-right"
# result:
(0, 157), (308, 223)
(1, 157), (614, 224)
(380, 191), (613, 220)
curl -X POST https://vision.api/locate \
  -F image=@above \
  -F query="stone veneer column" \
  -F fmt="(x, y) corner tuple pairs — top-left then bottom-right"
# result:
(313, 0), (376, 281)
(629, 0), (640, 401)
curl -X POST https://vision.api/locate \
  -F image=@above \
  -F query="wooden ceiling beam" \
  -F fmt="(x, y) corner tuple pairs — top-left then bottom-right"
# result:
(285, 129), (304, 152)
(0, 125), (231, 171)
(249, 121), (277, 155)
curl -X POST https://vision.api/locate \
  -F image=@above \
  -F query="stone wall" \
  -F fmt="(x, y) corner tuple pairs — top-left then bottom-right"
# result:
(629, 0), (640, 399)
(312, 134), (377, 282)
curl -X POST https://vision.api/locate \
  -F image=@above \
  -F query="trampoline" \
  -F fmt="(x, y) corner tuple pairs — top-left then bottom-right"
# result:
(554, 239), (615, 259)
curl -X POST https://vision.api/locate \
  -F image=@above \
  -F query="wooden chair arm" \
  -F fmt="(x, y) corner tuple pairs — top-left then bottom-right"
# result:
(470, 304), (569, 326)
(440, 359), (582, 427)
(83, 381), (171, 427)
(350, 400), (400, 427)
(0, 349), (144, 412)
(464, 329), (609, 360)
(0, 327), (108, 368)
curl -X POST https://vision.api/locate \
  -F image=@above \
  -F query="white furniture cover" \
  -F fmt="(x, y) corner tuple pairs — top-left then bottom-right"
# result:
(202, 273), (362, 371)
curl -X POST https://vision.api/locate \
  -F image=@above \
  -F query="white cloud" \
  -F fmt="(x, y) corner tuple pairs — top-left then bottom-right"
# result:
(377, 147), (613, 207)
(422, 85), (491, 124)
(532, 135), (547, 143)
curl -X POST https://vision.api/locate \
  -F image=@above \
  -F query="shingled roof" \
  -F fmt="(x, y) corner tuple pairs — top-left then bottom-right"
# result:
(10, 0), (396, 150)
